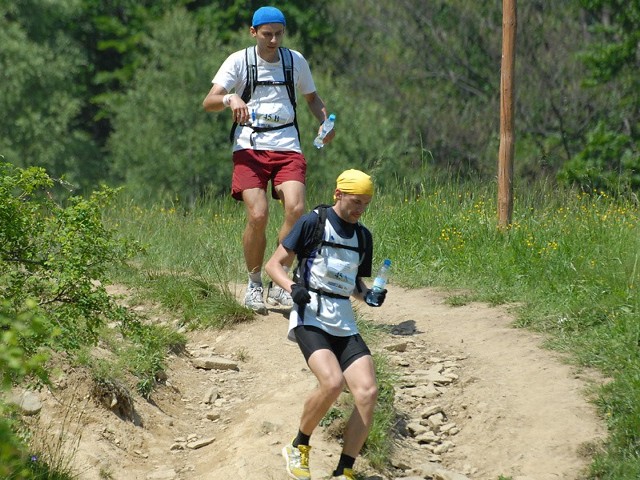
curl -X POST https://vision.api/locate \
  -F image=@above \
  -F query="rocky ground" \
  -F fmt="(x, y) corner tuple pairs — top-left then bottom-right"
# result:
(13, 285), (607, 480)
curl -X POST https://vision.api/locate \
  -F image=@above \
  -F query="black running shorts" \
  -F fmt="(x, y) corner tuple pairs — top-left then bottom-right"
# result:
(294, 325), (372, 371)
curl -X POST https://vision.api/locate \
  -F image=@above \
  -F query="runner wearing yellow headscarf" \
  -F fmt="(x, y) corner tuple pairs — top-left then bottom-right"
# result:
(265, 169), (385, 480)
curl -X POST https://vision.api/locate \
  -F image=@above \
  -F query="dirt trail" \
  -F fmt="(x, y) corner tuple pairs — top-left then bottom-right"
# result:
(35, 285), (606, 480)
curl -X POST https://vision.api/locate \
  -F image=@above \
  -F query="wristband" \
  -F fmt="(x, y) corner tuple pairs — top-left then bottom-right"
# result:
(223, 94), (233, 108)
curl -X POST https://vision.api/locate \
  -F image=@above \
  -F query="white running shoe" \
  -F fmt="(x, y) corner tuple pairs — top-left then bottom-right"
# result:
(266, 282), (293, 307)
(244, 284), (267, 315)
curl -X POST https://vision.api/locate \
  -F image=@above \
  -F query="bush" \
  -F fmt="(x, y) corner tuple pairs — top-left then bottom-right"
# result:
(0, 162), (141, 350)
(559, 122), (640, 194)
(0, 161), (141, 477)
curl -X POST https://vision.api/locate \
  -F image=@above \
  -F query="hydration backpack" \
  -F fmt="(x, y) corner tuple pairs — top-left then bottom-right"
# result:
(294, 205), (367, 279)
(229, 46), (299, 143)
(293, 205), (367, 313)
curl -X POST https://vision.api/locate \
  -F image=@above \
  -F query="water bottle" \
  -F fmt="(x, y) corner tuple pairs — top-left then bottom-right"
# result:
(313, 114), (336, 149)
(366, 259), (391, 306)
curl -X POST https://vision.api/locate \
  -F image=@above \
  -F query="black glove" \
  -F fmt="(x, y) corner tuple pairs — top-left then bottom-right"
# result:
(290, 284), (311, 305)
(365, 288), (387, 307)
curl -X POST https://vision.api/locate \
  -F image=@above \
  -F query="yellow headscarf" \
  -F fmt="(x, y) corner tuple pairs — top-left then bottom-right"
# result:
(335, 169), (374, 197)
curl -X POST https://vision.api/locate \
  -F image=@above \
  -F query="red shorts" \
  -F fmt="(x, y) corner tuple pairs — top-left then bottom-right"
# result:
(231, 149), (306, 201)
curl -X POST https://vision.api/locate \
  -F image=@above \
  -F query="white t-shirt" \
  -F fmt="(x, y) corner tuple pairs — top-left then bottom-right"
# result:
(287, 217), (361, 342)
(212, 48), (316, 153)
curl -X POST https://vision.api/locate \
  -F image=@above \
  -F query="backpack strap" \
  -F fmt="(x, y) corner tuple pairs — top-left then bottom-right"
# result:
(280, 47), (299, 139)
(243, 46), (258, 103)
(354, 223), (366, 262)
(293, 205), (366, 314)
(293, 204), (329, 284)
(304, 204), (366, 315)
(308, 204), (329, 256)
(299, 204), (366, 263)
(229, 47), (299, 143)
(229, 47), (255, 143)
(304, 204), (328, 314)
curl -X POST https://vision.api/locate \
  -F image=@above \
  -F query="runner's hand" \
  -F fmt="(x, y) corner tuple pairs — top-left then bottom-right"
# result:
(291, 284), (311, 305)
(376, 288), (387, 306)
(365, 288), (387, 307)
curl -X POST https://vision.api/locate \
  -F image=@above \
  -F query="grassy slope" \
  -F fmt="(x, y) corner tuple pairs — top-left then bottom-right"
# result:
(107, 180), (640, 479)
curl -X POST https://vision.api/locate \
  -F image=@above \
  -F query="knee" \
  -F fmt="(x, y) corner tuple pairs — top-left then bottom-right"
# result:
(322, 376), (346, 400)
(285, 201), (305, 222)
(247, 209), (268, 229)
(354, 384), (378, 408)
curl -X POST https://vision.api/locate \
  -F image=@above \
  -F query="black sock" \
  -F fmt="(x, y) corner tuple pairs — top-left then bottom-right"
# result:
(292, 430), (311, 447)
(333, 453), (356, 476)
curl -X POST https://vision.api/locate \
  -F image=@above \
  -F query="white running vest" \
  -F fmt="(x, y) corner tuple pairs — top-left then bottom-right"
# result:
(287, 218), (361, 342)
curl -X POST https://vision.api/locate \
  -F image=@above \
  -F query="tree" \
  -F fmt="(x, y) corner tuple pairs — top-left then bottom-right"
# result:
(108, 8), (231, 205)
(513, 2), (596, 179)
(559, 0), (640, 192)
(0, 3), (101, 190)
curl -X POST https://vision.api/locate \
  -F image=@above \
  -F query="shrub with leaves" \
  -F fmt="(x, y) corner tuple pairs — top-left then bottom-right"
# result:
(0, 301), (51, 480)
(0, 161), (141, 477)
(0, 161), (140, 351)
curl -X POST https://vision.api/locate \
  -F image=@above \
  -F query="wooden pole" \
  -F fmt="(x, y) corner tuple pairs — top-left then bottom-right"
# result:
(498, 0), (517, 227)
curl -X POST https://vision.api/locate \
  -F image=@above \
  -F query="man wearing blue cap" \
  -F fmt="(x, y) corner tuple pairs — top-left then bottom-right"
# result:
(203, 6), (334, 315)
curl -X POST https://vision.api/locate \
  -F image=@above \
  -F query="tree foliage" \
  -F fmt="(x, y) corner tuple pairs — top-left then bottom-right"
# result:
(107, 7), (231, 204)
(0, 299), (52, 480)
(0, 3), (101, 190)
(558, 0), (640, 192)
(2, 0), (640, 200)
(0, 162), (139, 349)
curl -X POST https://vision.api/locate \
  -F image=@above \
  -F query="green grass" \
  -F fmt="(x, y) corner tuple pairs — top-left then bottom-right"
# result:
(364, 180), (640, 479)
(113, 266), (254, 330)
(106, 194), (249, 279)
(6, 392), (87, 480)
(363, 352), (398, 469)
(103, 179), (640, 479)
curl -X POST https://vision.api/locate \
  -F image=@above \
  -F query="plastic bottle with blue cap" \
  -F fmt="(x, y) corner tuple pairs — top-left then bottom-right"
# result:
(314, 114), (336, 149)
(366, 259), (391, 307)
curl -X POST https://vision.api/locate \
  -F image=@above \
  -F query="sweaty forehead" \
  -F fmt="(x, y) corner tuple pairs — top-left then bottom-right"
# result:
(256, 24), (285, 34)
(344, 193), (372, 204)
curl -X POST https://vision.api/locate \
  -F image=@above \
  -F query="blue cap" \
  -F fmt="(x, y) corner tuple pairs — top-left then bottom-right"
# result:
(252, 6), (286, 28)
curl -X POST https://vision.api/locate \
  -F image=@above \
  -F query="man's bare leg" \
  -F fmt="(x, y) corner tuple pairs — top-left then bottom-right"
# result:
(298, 349), (345, 435)
(268, 180), (305, 306)
(275, 180), (306, 247)
(341, 355), (378, 458)
(241, 188), (269, 313)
